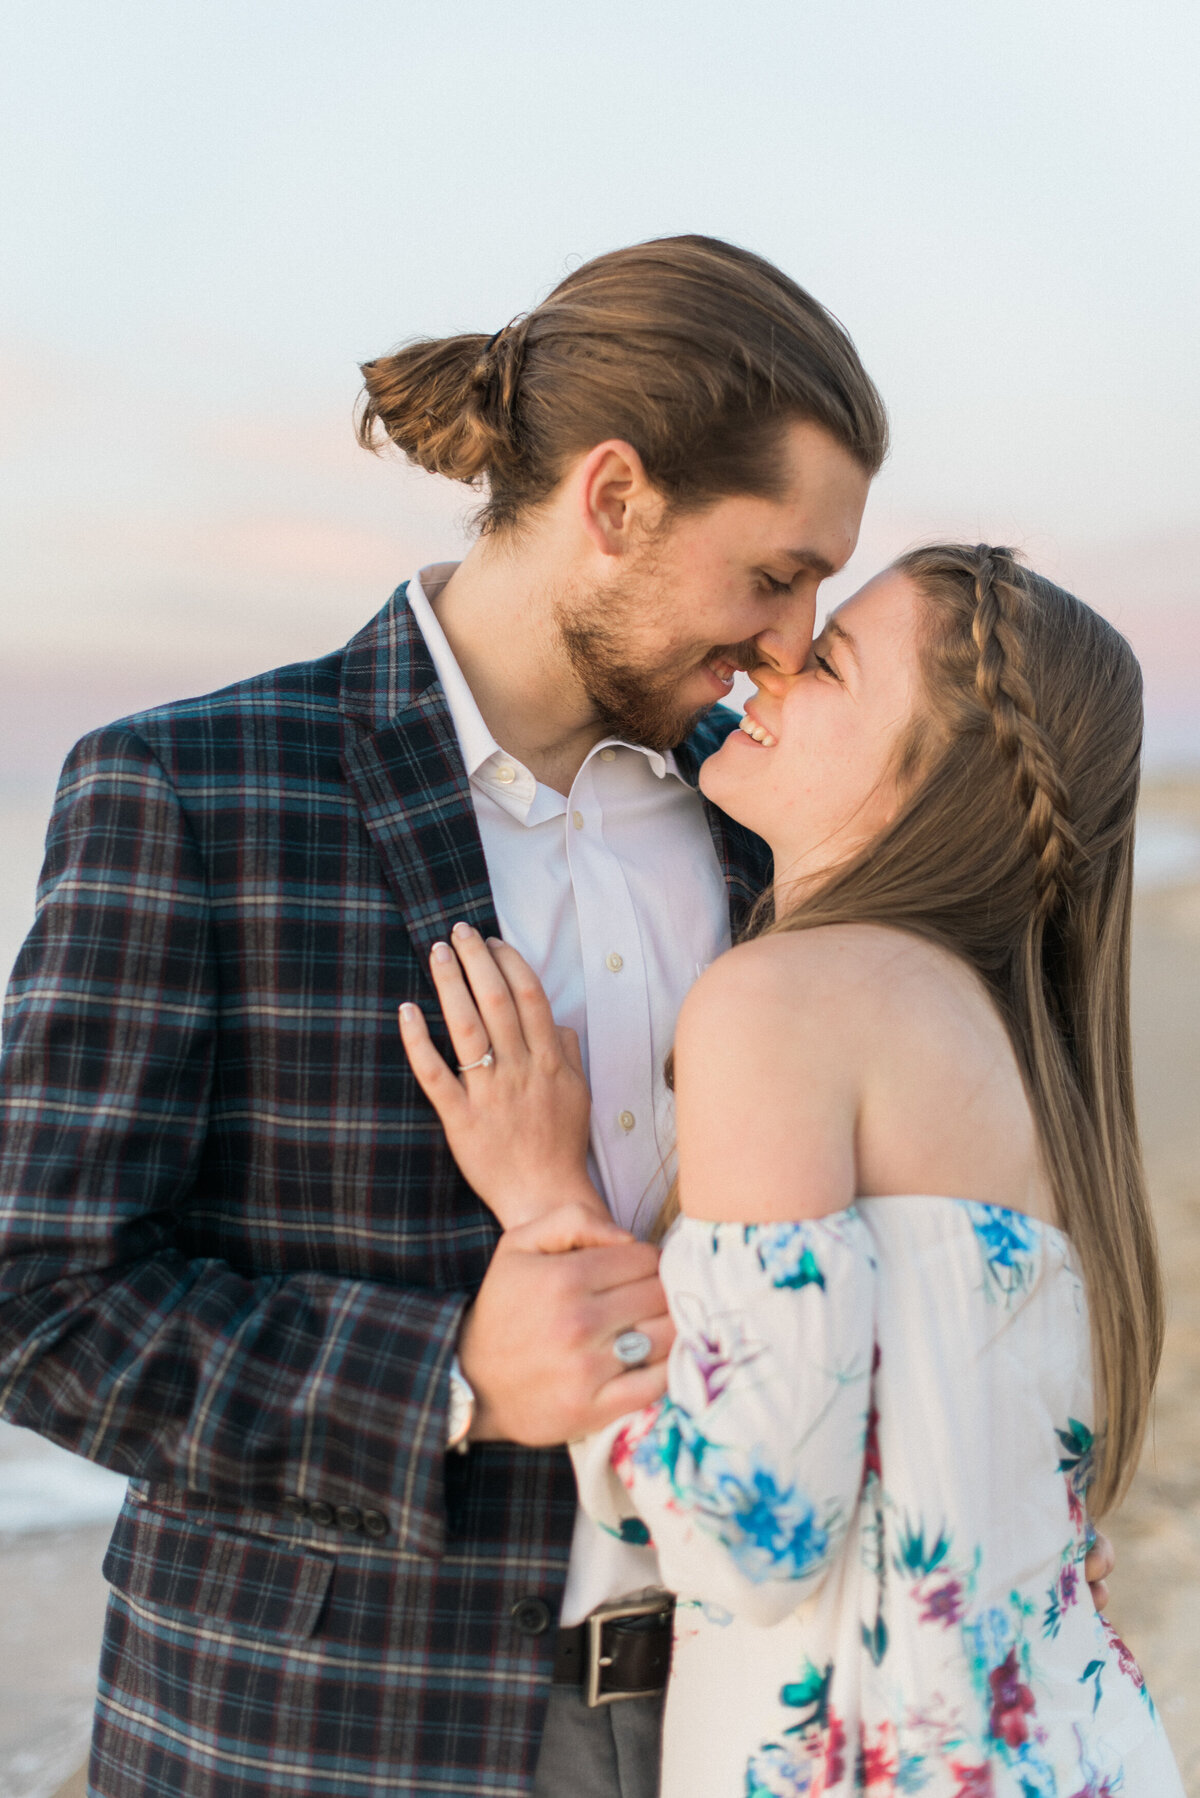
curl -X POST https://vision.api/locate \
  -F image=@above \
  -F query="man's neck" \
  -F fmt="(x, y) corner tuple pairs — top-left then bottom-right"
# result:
(429, 539), (608, 795)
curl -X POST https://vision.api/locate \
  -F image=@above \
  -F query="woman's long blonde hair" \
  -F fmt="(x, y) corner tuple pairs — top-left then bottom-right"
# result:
(666, 543), (1162, 1515)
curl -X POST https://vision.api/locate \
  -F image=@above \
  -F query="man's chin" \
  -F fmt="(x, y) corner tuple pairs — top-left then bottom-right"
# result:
(645, 702), (718, 755)
(641, 670), (738, 752)
(586, 686), (715, 755)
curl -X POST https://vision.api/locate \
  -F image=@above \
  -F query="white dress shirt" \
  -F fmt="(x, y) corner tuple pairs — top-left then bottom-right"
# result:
(407, 566), (732, 1625)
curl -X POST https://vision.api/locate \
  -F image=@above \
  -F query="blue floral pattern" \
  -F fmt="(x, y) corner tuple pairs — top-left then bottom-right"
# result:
(964, 1199), (1041, 1302)
(571, 1199), (1183, 1796)
(626, 1399), (833, 1584)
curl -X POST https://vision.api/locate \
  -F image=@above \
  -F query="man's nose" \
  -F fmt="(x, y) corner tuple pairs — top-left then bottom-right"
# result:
(752, 599), (816, 677)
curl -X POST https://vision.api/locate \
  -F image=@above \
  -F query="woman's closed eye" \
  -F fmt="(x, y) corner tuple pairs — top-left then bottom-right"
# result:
(811, 649), (841, 680)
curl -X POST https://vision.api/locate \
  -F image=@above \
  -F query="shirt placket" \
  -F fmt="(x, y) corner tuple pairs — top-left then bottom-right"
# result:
(566, 756), (660, 1235)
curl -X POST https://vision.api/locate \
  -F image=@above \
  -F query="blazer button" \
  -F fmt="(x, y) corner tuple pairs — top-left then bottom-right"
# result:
(510, 1598), (553, 1637)
(282, 1495), (309, 1521)
(362, 1509), (390, 1539)
(308, 1499), (336, 1527)
(336, 1504), (364, 1533)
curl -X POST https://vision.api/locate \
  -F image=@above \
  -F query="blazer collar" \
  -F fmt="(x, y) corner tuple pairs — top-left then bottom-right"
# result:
(340, 587), (501, 975)
(340, 581), (437, 729)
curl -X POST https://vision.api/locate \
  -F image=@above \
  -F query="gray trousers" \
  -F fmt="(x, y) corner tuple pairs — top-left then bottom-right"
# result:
(531, 1686), (664, 1798)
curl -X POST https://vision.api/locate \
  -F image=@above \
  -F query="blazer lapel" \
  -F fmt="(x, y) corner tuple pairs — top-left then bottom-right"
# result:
(340, 587), (500, 979)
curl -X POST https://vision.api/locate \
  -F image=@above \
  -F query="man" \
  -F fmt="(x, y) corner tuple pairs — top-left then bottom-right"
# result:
(0, 236), (1108, 1798)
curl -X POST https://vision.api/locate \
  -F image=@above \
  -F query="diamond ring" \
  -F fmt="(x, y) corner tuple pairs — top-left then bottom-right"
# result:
(613, 1329), (653, 1369)
(456, 1049), (495, 1073)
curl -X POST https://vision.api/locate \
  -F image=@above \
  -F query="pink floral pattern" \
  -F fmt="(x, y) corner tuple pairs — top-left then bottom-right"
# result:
(572, 1200), (1183, 1796)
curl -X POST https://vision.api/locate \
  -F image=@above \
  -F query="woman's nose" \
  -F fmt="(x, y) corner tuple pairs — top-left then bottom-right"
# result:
(749, 662), (799, 698)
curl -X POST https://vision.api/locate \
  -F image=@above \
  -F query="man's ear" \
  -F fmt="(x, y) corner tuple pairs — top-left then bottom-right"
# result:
(575, 439), (663, 559)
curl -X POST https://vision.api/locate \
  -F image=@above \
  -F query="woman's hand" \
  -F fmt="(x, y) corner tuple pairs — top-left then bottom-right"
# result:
(399, 922), (602, 1230)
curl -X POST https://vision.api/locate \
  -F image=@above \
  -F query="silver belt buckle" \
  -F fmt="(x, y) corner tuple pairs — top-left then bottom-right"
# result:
(584, 1594), (673, 1708)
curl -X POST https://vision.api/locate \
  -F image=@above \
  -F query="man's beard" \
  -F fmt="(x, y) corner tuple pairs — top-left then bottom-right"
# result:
(554, 572), (757, 755)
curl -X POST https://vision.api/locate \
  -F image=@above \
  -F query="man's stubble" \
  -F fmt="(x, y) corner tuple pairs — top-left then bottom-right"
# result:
(552, 562), (758, 755)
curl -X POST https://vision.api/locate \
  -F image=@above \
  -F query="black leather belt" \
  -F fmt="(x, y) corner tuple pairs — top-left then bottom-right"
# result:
(553, 1596), (675, 1707)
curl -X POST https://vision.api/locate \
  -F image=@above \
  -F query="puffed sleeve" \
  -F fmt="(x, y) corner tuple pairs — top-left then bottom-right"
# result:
(571, 1212), (876, 1627)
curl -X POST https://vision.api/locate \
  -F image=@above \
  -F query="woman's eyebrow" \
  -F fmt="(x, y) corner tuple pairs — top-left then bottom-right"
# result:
(824, 618), (860, 667)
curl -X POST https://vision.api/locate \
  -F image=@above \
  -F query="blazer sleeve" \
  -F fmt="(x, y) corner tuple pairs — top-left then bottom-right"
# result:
(571, 1213), (876, 1626)
(0, 726), (464, 1558)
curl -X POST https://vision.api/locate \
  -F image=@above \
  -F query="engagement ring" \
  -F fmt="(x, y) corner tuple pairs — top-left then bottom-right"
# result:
(613, 1329), (653, 1369)
(456, 1050), (495, 1072)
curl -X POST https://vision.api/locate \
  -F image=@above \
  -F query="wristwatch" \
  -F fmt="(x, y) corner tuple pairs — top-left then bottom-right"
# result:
(447, 1354), (475, 1454)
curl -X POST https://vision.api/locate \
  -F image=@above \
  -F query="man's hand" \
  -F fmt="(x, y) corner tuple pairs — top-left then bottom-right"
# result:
(1085, 1529), (1114, 1612)
(457, 1204), (674, 1446)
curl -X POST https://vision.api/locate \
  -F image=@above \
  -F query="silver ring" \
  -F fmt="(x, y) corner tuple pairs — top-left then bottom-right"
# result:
(613, 1329), (653, 1369)
(456, 1049), (495, 1073)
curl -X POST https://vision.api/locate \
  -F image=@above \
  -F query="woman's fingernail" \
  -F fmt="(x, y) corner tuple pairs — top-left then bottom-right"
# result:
(452, 921), (473, 940)
(399, 1003), (417, 1023)
(431, 941), (452, 963)
(486, 936), (503, 947)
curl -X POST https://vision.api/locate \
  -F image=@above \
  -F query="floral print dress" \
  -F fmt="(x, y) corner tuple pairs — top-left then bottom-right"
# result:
(571, 1197), (1183, 1796)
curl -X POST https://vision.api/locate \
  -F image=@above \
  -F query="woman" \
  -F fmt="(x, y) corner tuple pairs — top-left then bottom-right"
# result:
(399, 544), (1183, 1794)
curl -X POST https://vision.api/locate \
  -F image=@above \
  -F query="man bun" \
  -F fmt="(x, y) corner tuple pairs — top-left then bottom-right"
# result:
(355, 323), (528, 483)
(356, 235), (888, 534)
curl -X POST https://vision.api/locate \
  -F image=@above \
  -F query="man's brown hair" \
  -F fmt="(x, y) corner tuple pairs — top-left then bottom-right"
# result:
(356, 234), (888, 531)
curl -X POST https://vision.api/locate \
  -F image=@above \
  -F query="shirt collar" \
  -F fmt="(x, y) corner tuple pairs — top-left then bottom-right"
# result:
(406, 563), (689, 823)
(407, 564), (502, 780)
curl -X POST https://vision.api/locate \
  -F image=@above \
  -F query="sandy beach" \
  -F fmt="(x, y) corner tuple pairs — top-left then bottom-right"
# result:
(2, 784), (1199, 1797)
(1102, 783), (1200, 1788)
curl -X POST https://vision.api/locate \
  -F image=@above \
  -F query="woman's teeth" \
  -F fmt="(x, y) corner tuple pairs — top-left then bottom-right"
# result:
(738, 715), (777, 748)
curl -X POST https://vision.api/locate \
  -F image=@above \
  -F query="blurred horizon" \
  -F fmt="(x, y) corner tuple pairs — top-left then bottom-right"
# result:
(2, 10), (1200, 1788)
(2, 0), (1199, 927)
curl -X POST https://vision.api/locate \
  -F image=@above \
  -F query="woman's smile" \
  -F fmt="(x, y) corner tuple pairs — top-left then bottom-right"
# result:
(737, 704), (778, 748)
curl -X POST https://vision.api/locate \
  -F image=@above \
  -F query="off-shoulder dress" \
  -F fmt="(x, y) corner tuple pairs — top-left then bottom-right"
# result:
(572, 1196), (1183, 1797)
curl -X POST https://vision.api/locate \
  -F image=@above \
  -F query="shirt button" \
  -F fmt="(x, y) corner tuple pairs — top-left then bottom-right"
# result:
(362, 1509), (390, 1539)
(336, 1504), (364, 1532)
(494, 765), (516, 784)
(308, 1499), (335, 1527)
(572, 811), (585, 830)
(600, 748), (616, 762)
(618, 1110), (636, 1133)
(606, 952), (624, 972)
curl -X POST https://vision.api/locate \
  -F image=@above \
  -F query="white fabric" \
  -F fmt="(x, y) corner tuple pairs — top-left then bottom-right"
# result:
(572, 1198), (1185, 1795)
(407, 565), (732, 1626)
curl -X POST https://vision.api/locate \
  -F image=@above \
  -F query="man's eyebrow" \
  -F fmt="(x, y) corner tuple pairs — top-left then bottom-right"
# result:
(782, 548), (837, 579)
(824, 617), (861, 666)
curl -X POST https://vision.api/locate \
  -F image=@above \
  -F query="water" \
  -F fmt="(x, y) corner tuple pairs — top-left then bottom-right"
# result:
(0, 1425), (126, 1539)
(0, 1426), (124, 1798)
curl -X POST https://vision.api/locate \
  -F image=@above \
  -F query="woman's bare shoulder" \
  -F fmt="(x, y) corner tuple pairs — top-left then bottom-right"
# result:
(674, 927), (902, 1120)
(681, 923), (950, 1027)
(678, 925), (1007, 1105)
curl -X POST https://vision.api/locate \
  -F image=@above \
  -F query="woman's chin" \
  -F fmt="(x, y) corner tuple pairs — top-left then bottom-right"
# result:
(698, 733), (763, 832)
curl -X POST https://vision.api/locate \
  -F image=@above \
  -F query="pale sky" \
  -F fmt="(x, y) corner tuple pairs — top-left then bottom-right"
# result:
(2, 0), (1198, 839)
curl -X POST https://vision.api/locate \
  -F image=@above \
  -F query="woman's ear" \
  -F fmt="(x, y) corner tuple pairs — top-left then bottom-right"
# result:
(574, 439), (663, 559)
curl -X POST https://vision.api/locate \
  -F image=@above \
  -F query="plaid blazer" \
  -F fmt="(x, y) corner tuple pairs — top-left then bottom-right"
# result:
(0, 585), (771, 1798)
